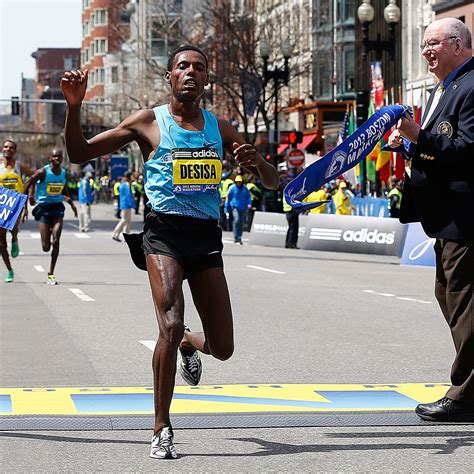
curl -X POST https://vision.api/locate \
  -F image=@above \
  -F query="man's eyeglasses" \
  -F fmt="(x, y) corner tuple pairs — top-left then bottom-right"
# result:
(420, 36), (458, 51)
(51, 154), (62, 157)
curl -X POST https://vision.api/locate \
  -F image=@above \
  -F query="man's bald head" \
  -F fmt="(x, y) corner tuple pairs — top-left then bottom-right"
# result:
(426, 18), (472, 49)
(422, 18), (472, 80)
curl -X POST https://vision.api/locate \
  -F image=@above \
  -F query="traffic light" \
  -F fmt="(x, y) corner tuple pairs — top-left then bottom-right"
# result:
(288, 131), (303, 145)
(11, 97), (20, 116)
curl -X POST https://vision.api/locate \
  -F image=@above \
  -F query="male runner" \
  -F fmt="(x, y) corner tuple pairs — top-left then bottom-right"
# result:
(0, 140), (34, 281)
(25, 149), (78, 285)
(0, 141), (29, 282)
(60, 45), (279, 459)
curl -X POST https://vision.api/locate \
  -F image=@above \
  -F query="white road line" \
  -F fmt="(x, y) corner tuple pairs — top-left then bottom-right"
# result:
(364, 290), (433, 304)
(246, 265), (286, 274)
(74, 233), (91, 239)
(34, 265), (45, 272)
(69, 288), (95, 302)
(139, 340), (156, 352)
(30, 232), (40, 239)
(66, 223), (80, 230)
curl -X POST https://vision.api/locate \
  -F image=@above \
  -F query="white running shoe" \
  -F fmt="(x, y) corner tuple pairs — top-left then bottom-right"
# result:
(150, 426), (177, 459)
(177, 326), (202, 386)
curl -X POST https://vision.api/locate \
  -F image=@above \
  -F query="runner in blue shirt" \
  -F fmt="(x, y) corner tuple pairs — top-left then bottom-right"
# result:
(61, 45), (279, 459)
(25, 149), (77, 285)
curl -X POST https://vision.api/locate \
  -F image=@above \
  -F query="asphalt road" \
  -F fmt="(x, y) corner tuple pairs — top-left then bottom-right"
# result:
(1, 204), (472, 471)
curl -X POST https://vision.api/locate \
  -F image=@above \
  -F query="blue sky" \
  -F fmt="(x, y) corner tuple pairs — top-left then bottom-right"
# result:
(0, 0), (82, 101)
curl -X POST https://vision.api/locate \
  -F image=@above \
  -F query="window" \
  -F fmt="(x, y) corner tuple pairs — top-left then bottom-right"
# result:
(336, 0), (354, 23)
(151, 37), (166, 58)
(120, 9), (131, 23)
(64, 57), (78, 70)
(91, 38), (107, 55)
(111, 66), (118, 83)
(97, 68), (105, 84)
(95, 9), (107, 25)
(343, 49), (355, 92)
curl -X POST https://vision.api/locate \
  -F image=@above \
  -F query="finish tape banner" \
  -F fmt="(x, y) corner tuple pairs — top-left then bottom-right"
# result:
(0, 187), (27, 231)
(284, 104), (412, 213)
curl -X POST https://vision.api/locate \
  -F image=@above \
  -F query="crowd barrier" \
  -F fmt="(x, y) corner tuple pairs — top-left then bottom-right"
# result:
(400, 223), (436, 267)
(249, 212), (437, 266)
(249, 212), (406, 257)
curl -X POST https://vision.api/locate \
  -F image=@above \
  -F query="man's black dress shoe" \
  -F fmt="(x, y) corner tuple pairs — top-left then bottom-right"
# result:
(415, 397), (474, 422)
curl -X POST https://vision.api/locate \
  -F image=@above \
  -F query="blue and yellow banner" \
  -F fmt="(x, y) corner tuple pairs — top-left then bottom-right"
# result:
(284, 105), (411, 213)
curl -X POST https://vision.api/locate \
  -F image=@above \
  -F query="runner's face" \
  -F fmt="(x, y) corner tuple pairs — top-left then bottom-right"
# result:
(49, 150), (63, 167)
(169, 51), (208, 102)
(2, 141), (16, 159)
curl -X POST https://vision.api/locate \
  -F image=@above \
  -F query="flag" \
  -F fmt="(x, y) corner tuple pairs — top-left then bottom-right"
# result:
(337, 107), (350, 145)
(343, 105), (357, 184)
(414, 84), (426, 125)
(371, 61), (385, 108)
(375, 130), (392, 171)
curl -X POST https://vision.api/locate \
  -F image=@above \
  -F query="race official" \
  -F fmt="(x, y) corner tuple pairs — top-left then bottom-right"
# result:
(389, 18), (473, 422)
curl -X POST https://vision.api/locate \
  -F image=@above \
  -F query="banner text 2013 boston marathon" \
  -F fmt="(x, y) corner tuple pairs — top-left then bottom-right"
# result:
(284, 104), (411, 213)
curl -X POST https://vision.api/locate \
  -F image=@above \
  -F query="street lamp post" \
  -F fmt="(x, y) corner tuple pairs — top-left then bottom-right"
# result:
(357, 0), (400, 196)
(260, 39), (292, 212)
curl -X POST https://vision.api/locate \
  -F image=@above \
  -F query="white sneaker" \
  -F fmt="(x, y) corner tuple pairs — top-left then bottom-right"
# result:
(150, 426), (177, 459)
(178, 347), (202, 386)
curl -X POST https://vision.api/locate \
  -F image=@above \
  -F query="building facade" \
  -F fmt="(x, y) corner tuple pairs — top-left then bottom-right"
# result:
(81, 0), (130, 102)
(31, 48), (80, 132)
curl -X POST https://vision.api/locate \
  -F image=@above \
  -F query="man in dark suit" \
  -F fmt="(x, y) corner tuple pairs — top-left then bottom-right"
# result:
(389, 18), (473, 422)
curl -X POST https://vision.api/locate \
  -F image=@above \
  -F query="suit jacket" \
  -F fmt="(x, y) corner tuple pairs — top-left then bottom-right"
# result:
(400, 57), (474, 239)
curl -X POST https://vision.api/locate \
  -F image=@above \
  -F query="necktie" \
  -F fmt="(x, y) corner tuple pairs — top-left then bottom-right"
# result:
(421, 83), (445, 129)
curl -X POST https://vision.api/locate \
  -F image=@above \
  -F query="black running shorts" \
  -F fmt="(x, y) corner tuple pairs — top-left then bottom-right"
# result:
(32, 202), (65, 224)
(142, 210), (224, 279)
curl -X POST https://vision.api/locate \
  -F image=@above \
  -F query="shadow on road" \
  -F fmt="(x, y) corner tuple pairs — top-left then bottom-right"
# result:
(1, 430), (472, 456)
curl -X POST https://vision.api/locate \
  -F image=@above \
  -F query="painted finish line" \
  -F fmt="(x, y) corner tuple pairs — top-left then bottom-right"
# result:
(0, 383), (450, 416)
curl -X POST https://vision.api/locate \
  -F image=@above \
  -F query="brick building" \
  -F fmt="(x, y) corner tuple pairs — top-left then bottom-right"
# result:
(31, 48), (80, 131)
(81, 0), (130, 102)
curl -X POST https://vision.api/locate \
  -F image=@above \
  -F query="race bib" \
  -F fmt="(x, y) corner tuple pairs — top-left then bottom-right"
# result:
(172, 147), (222, 194)
(0, 172), (24, 193)
(0, 179), (18, 190)
(46, 182), (64, 195)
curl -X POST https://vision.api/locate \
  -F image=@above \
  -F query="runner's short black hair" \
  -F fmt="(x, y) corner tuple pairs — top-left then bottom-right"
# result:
(4, 139), (17, 149)
(167, 45), (208, 72)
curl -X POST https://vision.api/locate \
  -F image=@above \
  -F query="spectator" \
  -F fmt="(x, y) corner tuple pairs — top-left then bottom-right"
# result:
(303, 185), (331, 214)
(246, 177), (263, 229)
(78, 171), (94, 232)
(113, 178), (121, 218)
(334, 181), (355, 215)
(132, 174), (144, 215)
(112, 172), (135, 242)
(225, 175), (251, 244)
(387, 180), (403, 218)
